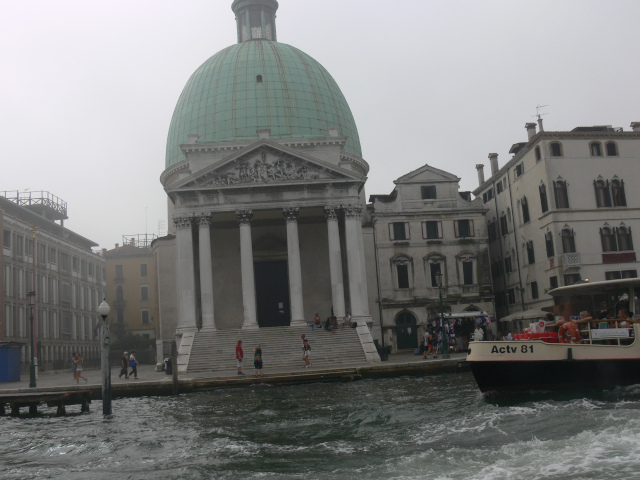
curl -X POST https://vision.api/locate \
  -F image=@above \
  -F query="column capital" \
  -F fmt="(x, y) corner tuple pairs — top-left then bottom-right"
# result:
(343, 204), (363, 218)
(235, 210), (253, 225)
(323, 206), (340, 221)
(197, 213), (213, 228)
(282, 207), (300, 223)
(173, 215), (194, 230)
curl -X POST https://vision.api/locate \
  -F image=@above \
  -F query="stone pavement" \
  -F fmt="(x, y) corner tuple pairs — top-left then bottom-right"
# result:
(0, 351), (467, 392)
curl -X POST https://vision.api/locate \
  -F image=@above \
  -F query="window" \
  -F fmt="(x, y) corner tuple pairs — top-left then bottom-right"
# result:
(2, 229), (10, 249)
(562, 228), (576, 253)
(140, 284), (149, 301)
(606, 142), (618, 156)
(539, 183), (549, 213)
(500, 215), (508, 236)
(421, 185), (437, 199)
(606, 271), (622, 281)
(462, 261), (474, 285)
(554, 180), (569, 208)
(594, 179), (611, 207)
(389, 222), (409, 241)
(590, 142), (602, 157)
(61, 282), (71, 304)
(617, 226), (633, 251)
(483, 189), (494, 203)
(488, 222), (497, 242)
(622, 270), (638, 279)
(491, 261), (503, 280)
(141, 309), (150, 325)
(430, 262), (442, 287)
(49, 247), (57, 264)
(545, 232), (554, 258)
(26, 238), (33, 256)
(72, 256), (79, 271)
(116, 285), (124, 301)
(422, 221), (442, 240)
(535, 146), (541, 161)
(612, 179), (626, 207)
(504, 256), (512, 274)
(495, 292), (506, 308)
(514, 163), (523, 178)
(396, 264), (409, 289)
(115, 265), (124, 279)
(88, 263), (94, 277)
(527, 240), (535, 264)
(507, 288), (516, 305)
(16, 235), (23, 256)
(455, 220), (474, 238)
(521, 196), (530, 223)
(564, 274), (581, 286)
(256, 75), (262, 83)
(60, 252), (70, 272)
(80, 259), (86, 277)
(550, 142), (563, 157)
(496, 181), (503, 194)
(530, 281), (539, 299)
(550, 276), (558, 290)
(140, 263), (148, 277)
(600, 227), (617, 252)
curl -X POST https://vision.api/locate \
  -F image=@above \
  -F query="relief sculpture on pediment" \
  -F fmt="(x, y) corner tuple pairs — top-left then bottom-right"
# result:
(201, 152), (335, 186)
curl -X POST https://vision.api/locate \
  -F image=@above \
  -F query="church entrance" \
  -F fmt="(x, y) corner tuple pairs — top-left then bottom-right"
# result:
(395, 311), (418, 350)
(254, 261), (290, 327)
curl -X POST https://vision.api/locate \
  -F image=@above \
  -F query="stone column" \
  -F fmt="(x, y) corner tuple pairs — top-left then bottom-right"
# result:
(343, 204), (365, 316)
(236, 210), (258, 329)
(283, 207), (305, 326)
(174, 215), (197, 329)
(356, 215), (370, 316)
(198, 214), (215, 329)
(324, 206), (346, 318)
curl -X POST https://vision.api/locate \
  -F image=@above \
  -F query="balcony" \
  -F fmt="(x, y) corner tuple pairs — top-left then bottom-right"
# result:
(562, 252), (582, 271)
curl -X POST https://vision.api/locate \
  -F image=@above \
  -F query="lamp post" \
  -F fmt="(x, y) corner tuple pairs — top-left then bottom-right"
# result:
(434, 273), (450, 359)
(98, 299), (112, 415)
(27, 290), (36, 388)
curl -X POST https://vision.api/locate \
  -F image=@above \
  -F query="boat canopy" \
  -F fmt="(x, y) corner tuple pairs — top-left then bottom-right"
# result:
(436, 311), (489, 319)
(499, 308), (549, 323)
(548, 278), (640, 297)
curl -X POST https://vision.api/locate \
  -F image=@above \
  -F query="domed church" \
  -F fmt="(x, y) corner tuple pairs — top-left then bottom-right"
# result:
(155, 0), (381, 371)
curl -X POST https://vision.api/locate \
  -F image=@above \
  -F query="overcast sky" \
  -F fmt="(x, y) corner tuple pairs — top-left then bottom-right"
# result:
(2, 0), (638, 250)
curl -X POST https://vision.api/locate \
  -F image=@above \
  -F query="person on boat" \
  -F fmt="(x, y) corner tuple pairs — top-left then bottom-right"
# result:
(618, 309), (635, 329)
(558, 311), (581, 344)
(473, 324), (484, 342)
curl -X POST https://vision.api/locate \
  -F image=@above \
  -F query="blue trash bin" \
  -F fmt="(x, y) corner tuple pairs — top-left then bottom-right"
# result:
(0, 342), (23, 382)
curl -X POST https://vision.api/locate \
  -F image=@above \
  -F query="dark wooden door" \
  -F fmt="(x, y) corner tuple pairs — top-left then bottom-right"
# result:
(254, 261), (290, 327)
(396, 312), (418, 350)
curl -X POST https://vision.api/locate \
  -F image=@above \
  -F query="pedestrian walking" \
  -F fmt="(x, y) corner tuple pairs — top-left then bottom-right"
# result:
(71, 352), (77, 380)
(119, 351), (129, 379)
(129, 350), (139, 379)
(253, 344), (263, 376)
(73, 353), (87, 383)
(236, 339), (244, 375)
(301, 334), (312, 368)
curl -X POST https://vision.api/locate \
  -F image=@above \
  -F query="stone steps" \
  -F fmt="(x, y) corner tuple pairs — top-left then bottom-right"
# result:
(187, 325), (367, 373)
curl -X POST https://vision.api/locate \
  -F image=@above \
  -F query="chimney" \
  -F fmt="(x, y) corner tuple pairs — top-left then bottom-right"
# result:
(488, 153), (499, 175)
(476, 164), (485, 186)
(537, 117), (544, 132)
(631, 122), (640, 132)
(525, 122), (537, 139)
(115, 243), (119, 250)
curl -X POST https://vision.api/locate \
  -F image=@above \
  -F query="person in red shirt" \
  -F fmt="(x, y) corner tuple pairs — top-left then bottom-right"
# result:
(236, 339), (244, 375)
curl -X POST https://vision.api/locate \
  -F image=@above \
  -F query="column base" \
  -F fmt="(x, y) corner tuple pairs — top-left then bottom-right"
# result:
(242, 323), (259, 329)
(290, 319), (307, 327)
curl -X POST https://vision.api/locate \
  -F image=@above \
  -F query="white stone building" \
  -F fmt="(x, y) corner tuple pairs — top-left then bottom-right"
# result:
(366, 165), (494, 351)
(0, 191), (106, 371)
(473, 121), (640, 324)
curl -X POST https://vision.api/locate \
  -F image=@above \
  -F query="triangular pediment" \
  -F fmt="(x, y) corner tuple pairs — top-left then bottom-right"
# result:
(394, 163), (460, 184)
(171, 139), (361, 192)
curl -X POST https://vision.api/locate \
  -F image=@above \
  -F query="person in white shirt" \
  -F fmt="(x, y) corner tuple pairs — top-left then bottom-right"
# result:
(473, 325), (484, 341)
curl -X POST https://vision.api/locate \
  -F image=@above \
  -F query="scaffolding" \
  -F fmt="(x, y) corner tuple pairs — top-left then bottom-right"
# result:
(0, 190), (68, 223)
(122, 234), (158, 248)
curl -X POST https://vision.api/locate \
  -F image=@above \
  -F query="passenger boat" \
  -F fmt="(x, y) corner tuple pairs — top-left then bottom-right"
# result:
(467, 278), (640, 392)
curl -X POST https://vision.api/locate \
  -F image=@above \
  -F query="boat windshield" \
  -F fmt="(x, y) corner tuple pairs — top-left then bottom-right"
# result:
(548, 278), (640, 319)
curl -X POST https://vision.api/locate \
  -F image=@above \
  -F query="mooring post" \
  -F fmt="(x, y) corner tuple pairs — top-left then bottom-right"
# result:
(171, 340), (178, 395)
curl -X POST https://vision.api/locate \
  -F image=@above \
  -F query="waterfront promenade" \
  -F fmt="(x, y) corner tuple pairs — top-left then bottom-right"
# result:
(0, 351), (468, 399)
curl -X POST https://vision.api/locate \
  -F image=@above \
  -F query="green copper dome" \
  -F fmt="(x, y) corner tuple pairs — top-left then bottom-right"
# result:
(165, 40), (362, 168)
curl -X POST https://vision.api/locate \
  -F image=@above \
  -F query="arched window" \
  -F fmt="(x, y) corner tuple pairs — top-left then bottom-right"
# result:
(590, 142), (602, 156)
(612, 179), (627, 207)
(550, 142), (563, 157)
(545, 232), (554, 258)
(521, 196), (530, 223)
(562, 228), (576, 253)
(554, 180), (569, 208)
(539, 183), (549, 213)
(600, 227), (617, 252)
(593, 179), (611, 207)
(617, 226), (634, 251)
(606, 142), (618, 156)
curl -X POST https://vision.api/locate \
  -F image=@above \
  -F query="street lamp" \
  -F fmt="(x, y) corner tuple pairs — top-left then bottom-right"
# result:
(98, 299), (112, 415)
(27, 290), (36, 388)
(434, 273), (450, 359)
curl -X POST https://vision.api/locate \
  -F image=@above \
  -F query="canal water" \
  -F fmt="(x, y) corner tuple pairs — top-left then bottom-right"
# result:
(2, 372), (640, 479)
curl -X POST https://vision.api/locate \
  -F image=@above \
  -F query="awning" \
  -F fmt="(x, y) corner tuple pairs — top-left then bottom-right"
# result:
(499, 308), (549, 323)
(436, 311), (489, 319)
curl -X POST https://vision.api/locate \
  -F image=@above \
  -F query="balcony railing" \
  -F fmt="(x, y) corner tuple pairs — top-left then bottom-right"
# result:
(562, 252), (581, 271)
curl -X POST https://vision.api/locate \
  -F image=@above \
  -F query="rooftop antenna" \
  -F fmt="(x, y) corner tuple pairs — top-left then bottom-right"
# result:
(534, 104), (548, 132)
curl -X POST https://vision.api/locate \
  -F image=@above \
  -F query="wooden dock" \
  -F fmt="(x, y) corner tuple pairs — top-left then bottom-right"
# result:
(0, 390), (92, 416)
